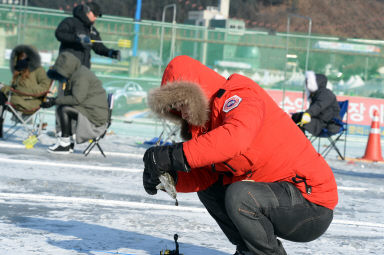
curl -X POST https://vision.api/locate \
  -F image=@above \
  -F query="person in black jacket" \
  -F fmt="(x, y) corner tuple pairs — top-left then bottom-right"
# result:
(292, 71), (341, 136)
(55, 2), (120, 68)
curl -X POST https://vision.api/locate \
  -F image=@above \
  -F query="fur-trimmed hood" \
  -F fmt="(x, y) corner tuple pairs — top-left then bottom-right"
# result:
(306, 71), (328, 93)
(147, 55), (227, 128)
(10, 45), (41, 73)
(148, 81), (209, 126)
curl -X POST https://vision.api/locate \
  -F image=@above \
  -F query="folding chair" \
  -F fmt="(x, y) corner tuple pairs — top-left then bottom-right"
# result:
(311, 100), (349, 160)
(83, 93), (114, 157)
(2, 88), (48, 140)
(143, 119), (181, 146)
(160, 120), (180, 144)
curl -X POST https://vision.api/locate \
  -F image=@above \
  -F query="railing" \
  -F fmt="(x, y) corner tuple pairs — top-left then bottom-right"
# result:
(1, 4), (384, 100)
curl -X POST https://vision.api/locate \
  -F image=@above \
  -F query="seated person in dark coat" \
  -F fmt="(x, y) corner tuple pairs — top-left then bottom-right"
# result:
(292, 71), (341, 136)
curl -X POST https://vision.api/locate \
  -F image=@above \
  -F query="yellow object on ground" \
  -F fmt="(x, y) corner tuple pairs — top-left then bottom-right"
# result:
(23, 135), (38, 149)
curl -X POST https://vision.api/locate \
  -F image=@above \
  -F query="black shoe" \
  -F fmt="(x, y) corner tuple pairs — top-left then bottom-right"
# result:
(0, 117), (3, 138)
(48, 137), (71, 154)
(69, 143), (75, 153)
(48, 144), (71, 154)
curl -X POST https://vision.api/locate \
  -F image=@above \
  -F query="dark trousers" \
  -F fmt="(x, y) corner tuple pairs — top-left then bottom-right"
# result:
(197, 179), (333, 255)
(0, 92), (7, 137)
(57, 105), (79, 137)
(0, 91), (6, 116)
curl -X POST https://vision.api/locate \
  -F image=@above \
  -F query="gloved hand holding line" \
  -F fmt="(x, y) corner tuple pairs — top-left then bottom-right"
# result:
(76, 34), (92, 46)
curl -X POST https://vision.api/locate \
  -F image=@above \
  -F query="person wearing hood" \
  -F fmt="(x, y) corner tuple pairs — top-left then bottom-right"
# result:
(142, 56), (338, 255)
(0, 45), (51, 138)
(41, 52), (108, 154)
(292, 71), (341, 136)
(55, 2), (120, 69)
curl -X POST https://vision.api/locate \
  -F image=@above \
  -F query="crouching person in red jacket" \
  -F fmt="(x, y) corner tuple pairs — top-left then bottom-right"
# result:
(143, 55), (338, 255)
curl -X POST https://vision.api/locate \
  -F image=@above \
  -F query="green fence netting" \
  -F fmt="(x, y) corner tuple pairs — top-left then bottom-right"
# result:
(2, 4), (384, 117)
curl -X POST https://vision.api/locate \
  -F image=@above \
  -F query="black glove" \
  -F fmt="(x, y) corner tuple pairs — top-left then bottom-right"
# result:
(108, 49), (121, 61)
(143, 143), (190, 181)
(76, 34), (92, 46)
(41, 97), (56, 108)
(143, 167), (161, 195)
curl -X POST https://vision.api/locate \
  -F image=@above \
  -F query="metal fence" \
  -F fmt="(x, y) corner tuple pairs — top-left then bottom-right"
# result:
(2, 4), (384, 116)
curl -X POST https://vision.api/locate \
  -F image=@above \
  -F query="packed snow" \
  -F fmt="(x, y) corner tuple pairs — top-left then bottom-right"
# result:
(0, 113), (383, 255)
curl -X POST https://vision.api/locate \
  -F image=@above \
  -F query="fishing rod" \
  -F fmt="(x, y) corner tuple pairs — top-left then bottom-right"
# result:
(91, 39), (131, 48)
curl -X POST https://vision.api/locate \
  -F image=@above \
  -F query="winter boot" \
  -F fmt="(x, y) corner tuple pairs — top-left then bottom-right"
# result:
(48, 137), (71, 154)
(69, 142), (75, 153)
(69, 135), (75, 153)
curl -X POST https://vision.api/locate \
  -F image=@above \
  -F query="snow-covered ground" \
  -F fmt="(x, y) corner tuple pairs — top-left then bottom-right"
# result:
(0, 114), (383, 255)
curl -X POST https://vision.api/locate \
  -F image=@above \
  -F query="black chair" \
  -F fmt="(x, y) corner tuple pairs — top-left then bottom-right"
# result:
(83, 93), (114, 157)
(311, 100), (349, 160)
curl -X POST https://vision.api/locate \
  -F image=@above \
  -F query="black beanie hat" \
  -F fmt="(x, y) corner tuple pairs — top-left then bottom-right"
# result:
(86, 2), (102, 17)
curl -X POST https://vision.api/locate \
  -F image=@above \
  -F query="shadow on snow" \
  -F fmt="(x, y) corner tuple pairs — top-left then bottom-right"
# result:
(333, 168), (384, 179)
(11, 216), (228, 255)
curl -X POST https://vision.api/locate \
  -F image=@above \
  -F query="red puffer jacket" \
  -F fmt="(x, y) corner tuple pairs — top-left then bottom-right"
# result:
(152, 55), (338, 210)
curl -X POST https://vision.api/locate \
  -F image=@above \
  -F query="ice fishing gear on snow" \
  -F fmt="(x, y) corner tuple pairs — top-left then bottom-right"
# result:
(160, 234), (183, 255)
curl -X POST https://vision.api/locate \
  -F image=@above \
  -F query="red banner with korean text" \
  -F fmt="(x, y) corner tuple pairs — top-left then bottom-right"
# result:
(266, 89), (384, 136)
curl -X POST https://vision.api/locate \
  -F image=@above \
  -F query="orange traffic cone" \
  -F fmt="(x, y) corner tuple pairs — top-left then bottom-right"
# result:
(361, 110), (383, 161)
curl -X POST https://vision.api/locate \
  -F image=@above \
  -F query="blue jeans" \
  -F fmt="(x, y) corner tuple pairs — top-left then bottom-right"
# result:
(197, 179), (333, 255)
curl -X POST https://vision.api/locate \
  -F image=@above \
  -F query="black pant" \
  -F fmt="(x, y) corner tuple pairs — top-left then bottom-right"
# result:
(0, 92), (6, 137)
(197, 179), (333, 255)
(57, 105), (79, 137)
(0, 91), (7, 117)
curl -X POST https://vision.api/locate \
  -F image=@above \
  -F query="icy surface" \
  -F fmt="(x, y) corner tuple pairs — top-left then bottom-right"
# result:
(0, 117), (383, 255)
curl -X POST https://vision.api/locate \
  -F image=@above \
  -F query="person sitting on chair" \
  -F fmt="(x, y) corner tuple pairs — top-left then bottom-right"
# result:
(0, 44), (51, 138)
(41, 52), (108, 154)
(291, 71), (341, 136)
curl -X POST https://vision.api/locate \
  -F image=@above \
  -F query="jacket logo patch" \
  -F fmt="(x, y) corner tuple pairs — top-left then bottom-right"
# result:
(223, 95), (242, 112)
